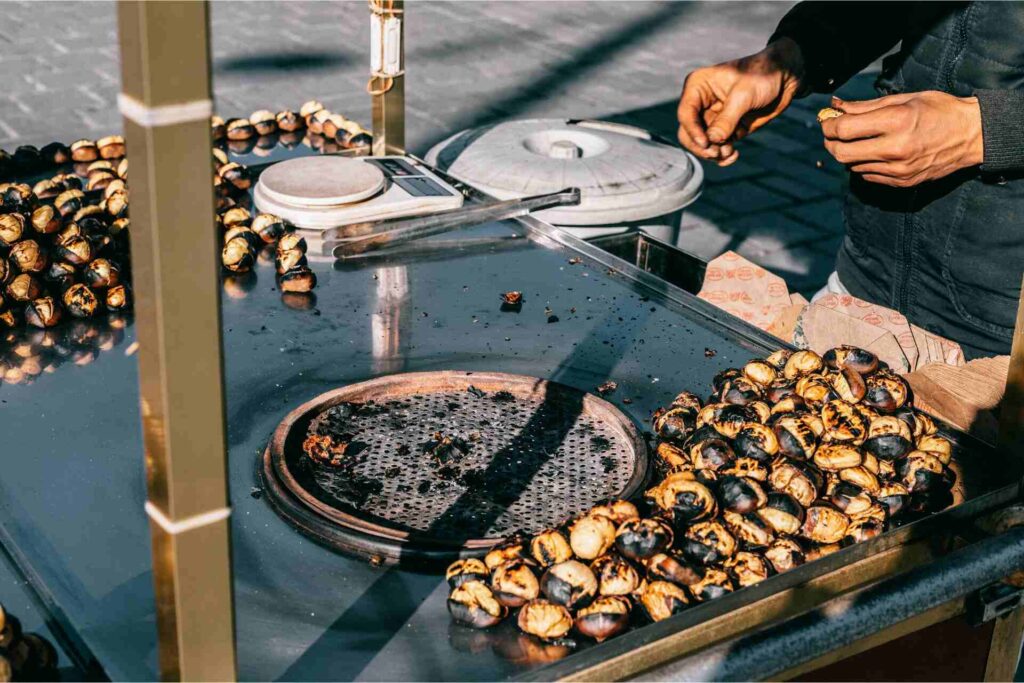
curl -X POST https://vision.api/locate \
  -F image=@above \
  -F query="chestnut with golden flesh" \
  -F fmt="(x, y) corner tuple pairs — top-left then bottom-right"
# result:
(62, 284), (98, 318)
(276, 248), (307, 275)
(725, 551), (774, 587)
(843, 518), (885, 545)
(491, 559), (539, 607)
(829, 481), (874, 516)
(768, 460), (821, 507)
(688, 437), (735, 472)
(218, 162), (251, 191)
(279, 266), (317, 293)
(764, 536), (805, 573)
(717, 475), (767, 514)
(822, 399), (868, 444)
(446, 558), (489, 589)
(813, 443), (863, 471)
(639, 580), (689, 621)
(680, 520), (736, 565)
(484, 533), (529, 571)
(690, 568), (735, 602)
(106, 284), (131, 311)
(645, 550), (704, 587)
(540, 560), (598, 610)
(615, 518), (673, 561)
(830, 365), (867, 403)
(863, 370), (910, 412)
(252, 213), (289, 243)
(733, 421), (780, 461)
(719, 377), (762, 406)
(55, 235), (92, 266)
(917, 434), (952, 465)
(448, 581), (507, 629)
(222, 236), (256, 273)
(588, 499), (640, 527)
(656, 442), (690, 470)
(863, 415), (914, 460)
(590, 553), (641, 596)
(30, 205), (61, 235)
(569, 514), (616, 560)
(756, 492), (805, 536)
(6, 274), (42, 302)
(70, 139), (98, 162)
(823, 345), (878, 375)
(783, 350), (823, 380)
(24, 296), (62, 328)
(839, 465), (879, 494)
(575, 596), (632, 642)
(9, 240), (48, 273)
(722, 509), (775, 548)
(671, 390), (703, 412)
(773, 414), (819, 460)
(801, 502), (850, 545)
(795, 374), (835, 409)
(897, 451), (946, 492)
(276, 110), (305, 132)
(0, 214), (25, 246)
(648, 472), (718, 524)
(97, 135), (126, 159)
(249, 110), (278, 137)
(652, 405), (696, 443)
(530, 529), (573, 568)
(722, 456), (769, 482)
(743, 359), (777, 387)
(84, 258), (120, 289)
(517, 599), (573, 640)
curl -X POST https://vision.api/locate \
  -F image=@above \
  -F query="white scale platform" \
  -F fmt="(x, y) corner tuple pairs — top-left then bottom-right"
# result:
(253, 156), (464, 232)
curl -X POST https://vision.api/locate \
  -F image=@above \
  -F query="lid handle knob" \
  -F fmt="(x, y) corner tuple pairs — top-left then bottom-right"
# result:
(548, 139), (583, 159)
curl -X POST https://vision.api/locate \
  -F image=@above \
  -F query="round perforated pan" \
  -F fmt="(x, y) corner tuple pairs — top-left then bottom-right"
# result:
(260, 371), (648, 567)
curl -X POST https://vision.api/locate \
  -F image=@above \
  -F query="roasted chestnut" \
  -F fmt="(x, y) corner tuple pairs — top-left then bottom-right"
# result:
(491, 559), (539, 607)
(540, 560), (598, 610)
(850, 502), (887, 526)
(446, 558), (490, 588)
(698, 403), (756, 439)
(591, 553), (640, 596)
(722, 509), (775, 548)
(656, 442), (690, 470)
(575, 596), (631, 642)
(652, 405), (697, 442)
(6, 273), (42, 302)
(725, 551), (774, 587)
(517, 599), (573, 640)
(801, 501), (850, 544)
(722, 456), (769, 481)
(748, 400), (772, 423)
(649, 472), (719, 524)
(588, 499), (640, 526)
(9, 240), (47, 273)
(55, 189), (85, 218)
(805, 543), (842, 562)
(917, 434), (952, 465)
(639, 580), (689, 621)
(30, 205), (61, 235)
(221, 206), (252, 229)
(614, 518), (673, 561)
(813, 443), (863, 471)
(863, 370), (910, 412)
(218, 162), (251, 191)
(84, 258), (120, 289)
(719, 376), (762, 405)
(821, 399), (868, 444)
(829, 481), (874, 516)
(276, 231), (307, 254)
(756, 492), (805, 535)
(680, 520), (736, 565)
(823, 346), (878, 375)
(323, 113), (348, 139)
(226, 117), (256, 141)
(309, 108), (332, 135)
(24, 296), (62, 328)
(765, 377), (798, 404)
(222, 236), (255, 273)
(448, 581), (507, 629)
(874, 482), (910, 517)
(248, 109), (277, 137)
(783, 350), (823, 379)
(733, 421), (780, 461)
(106, 284), (131, 311)
(689, 568), (735, 602)
(569, 514), (616, 560)
(105, 189), (129, 219)
(300, 99), (325, 120)
(70, 139), (99, 162)
(764, 536), (805, 573)
(484, 533), (529, 571)
(795, 374), (835, 408)
(275, 248), (307, 275)
(210, 115), (227, 141)
(252, 213), (288, 243)
(839, 465), (879, 494)
(689, 437), (735, 471)
(0, 214), (25, 246)
(897, 451), (946, 492)
(717, 475), (767, 514)
(40, 141), (71, 165)
(62, 284), (98, 318)
(769, 459), (821, 507)
(530, 528), (573, 567)
(863, 415), (914, 460)
(276, 110), (305, 132)
(830, 365), (867, 403)
(743, 359), (777, 387)
(279, 266), (317, 292)
(843, 518), (884, 545)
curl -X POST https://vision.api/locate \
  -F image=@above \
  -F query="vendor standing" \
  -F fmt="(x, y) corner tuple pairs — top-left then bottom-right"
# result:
(677, 1), (1024, 359)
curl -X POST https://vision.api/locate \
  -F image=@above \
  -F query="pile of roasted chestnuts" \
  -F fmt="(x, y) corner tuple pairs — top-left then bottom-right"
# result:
(210, 99), (372, 157)
(446, 346), (958, 645)
(0, 602), (58, 682)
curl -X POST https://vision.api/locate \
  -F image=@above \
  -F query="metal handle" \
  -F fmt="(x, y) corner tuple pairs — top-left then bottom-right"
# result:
(331, 187), (581, 259)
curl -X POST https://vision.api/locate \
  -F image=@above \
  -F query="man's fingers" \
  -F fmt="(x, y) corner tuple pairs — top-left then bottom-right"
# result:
(832, 93), (916, 115)
(707, 86), (753, 144)
(821, 106), (905, 141)
(678, 82), (711, 149)
(718, 149), (740, 166)
(678, 124), (721, 159)
(823, 136), (900, 165)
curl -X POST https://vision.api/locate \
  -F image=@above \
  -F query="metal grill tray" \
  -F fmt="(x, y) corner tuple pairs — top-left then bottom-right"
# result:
(262, 371), (648, 565)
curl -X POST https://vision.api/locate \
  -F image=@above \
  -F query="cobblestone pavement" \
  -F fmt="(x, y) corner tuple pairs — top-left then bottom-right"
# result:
(0, 0), (880, 296)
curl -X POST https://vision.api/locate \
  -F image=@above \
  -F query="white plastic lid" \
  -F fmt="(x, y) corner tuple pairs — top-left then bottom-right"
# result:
(425, 118), (703, 226)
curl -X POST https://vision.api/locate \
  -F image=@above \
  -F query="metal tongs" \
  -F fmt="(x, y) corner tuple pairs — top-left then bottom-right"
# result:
(330, 187), (581, 259)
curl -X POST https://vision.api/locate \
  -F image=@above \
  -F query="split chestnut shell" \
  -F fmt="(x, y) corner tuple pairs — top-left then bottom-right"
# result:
(517, 599), (573, 640)
(639, 580), (689, 622)
(575, 596), (632, 642)
(614, 518), (673, 561)
(540, 560), (598, 610)
(446, 558), (489, 589)
(491, 559), (540, 607)
(448, 581), (507, 629)
(591, 553), (640, 596)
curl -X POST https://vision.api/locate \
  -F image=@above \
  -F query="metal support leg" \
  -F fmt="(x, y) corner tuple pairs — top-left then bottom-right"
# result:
(985, 606), (1024, 681)
(116, 2), (237, 680)
(371, 0), (405, 155)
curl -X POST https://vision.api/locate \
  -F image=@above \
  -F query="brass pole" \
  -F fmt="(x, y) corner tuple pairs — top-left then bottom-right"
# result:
(371, 0), (405, 155)
(116, 2), (237, 680)
(1002, 274), (1024, 453)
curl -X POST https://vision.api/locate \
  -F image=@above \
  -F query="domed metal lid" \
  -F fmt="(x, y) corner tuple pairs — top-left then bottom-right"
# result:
(425, 118), (702, 226)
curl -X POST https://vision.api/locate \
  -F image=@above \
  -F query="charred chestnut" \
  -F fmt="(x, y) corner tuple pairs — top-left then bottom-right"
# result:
(530, 529), (573, 567)
(279, 266), (317, 292)
(614, 518), (673, 561)
(6, 273), (42, 302)
(688, 437), (735, 472)
(671, 391), (703, 412)
(0, 214), (25, 246)
(588, 499), (640, 526)
(656, 442), (690, 470)
(590, 553), (640, 596)
(55, 189), (85, 218)
(722, 510), (775, 548)
(874, 482), (910, 517)
(769, 460), (822, 507)
(717, 475), (767, 514)
(743, 359), (777, 387)
(863, 370), (910, 412)
(96, 134), (125, 159)
(783, 350), (823, 379)
(917, 434), (952, 465)
(823, 346), (879, 375)
(569, 514), (616, 560)
(813, 443), (863, 471)
(218, 162), (251, 191)
(766, 377), (798, 404)
(222, 236), (255, 273)
(897, 451), (946, 492)
(719, 376), (762, 405)
(106, 284), (131, 311)
(70, 139), (99, 162)
(517, 599), (573, 640)
(801, 501), (850, 544)
(491, 559), (539, 607)
(734, 422), (780, 461)
(863, 415), (914, 460)
(748, 400), (772, 423)
(698, 402), (756, 439)
(648, 472), (718, 524)
(821, 399), (868, 444)
(9, 240), (48, 273)
(24, 296), (62, 328)
(62, 284), (98, 318)
(484, 533), (530, 571)
(725, 551), (774, 587)
(843, 518), (884, 545)
(795, 374), (835, 408)
(830, 365), (867, 403)
(575, 596), (632, 642)
(681, 521), (736, 565)
(540, 560), (598, 610)
(639, 580), (690, 621)
(652, 405), (697, 442)
(105, 189), (129, 219)
(764, 536), (805, 573)
(277, 110), (305, 132)
(30, 205), (61, 235)
(756, 492), (805, 535)
(644, 550), (703, 588)
(689, 568), (735, 602)
(226, 117), (256, 141)
(722, 456), (769, 481)
(446, 558), (490, 588)
(839, 465), (879, 494)
(40, 141), (71, 165)
(448, 581), (507, 629)
(252, 213), (288, 243)
(249, 110), (278, 136)
(275, 248), (307, 275)
(84, 258), (120, 289)
(830, 481), (874, 516)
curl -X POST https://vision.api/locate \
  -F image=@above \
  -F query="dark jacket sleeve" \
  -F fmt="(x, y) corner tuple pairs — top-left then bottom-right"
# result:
(975, 89), (1024, 174)
(769, 1), (911, 94)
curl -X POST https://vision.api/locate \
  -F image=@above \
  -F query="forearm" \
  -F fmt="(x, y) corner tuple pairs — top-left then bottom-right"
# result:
(975, 90), (1024, 174)
(769, 1), (909, 94)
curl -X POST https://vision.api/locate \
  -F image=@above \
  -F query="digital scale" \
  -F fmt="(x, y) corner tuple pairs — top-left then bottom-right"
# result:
(253, 155), (464, 232)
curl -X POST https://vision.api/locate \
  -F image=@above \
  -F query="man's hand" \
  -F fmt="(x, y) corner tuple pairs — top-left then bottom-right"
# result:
(677, 37), (804, 166)
(821, 91), (984, 187)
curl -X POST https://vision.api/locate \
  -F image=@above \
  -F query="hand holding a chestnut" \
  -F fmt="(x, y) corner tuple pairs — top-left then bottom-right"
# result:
(820, 91), (984, 188)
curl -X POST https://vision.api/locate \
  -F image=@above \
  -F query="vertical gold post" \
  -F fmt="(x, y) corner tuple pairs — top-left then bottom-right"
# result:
(1001, 275), (1024, 452)
(371, 0), (405, 155)
(116, 1), (237, 680)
